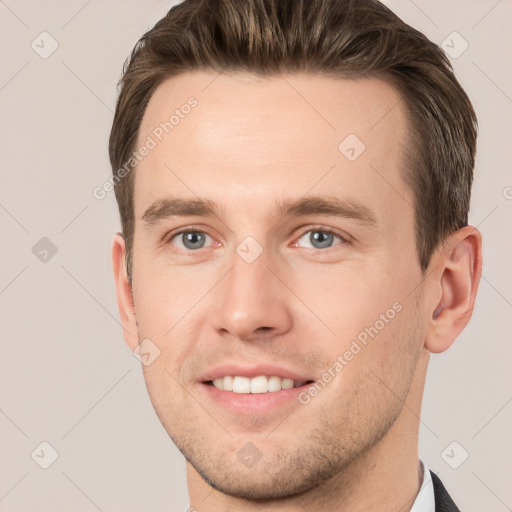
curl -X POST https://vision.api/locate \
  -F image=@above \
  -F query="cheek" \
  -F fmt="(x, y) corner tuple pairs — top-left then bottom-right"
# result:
(141, 361), (191, 438)
(132, 258), (212, 334)
(299, 264), (422, 383)
(286, 261), (401, 342)
(130, 269), (194, 387)
(318, 298), (422, 423)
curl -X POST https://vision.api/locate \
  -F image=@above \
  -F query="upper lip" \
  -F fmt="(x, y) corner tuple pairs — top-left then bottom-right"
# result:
(199, 363), (314, 383)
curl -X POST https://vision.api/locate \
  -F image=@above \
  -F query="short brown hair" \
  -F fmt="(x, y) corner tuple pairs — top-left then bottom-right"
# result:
(109, 0), (477, 283)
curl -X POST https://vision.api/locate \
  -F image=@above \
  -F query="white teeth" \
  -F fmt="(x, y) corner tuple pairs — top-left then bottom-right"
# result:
(250, 375), (268, 393)
(223, 375), (234, 391)
(211, 375), (307, 393)
(212, 377), (224, 390)
(281, 378), (294, 390)
(268, 376), (282, 392)
(233, 376), (251, 394)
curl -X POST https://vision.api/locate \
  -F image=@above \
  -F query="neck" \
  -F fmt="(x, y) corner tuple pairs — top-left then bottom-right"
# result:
(187, 350), (429, 512)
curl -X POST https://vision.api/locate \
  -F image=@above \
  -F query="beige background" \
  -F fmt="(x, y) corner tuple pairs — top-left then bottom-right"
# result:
(0, 1), (511, 511)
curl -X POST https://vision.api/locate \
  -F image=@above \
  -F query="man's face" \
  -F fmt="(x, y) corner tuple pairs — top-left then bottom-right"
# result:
(128, 72), (428, 499)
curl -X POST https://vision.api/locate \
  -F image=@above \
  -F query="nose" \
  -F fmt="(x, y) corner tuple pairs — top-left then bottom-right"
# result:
(211, 247), (293, 342)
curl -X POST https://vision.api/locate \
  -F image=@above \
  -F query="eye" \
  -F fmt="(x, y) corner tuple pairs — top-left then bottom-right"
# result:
(295, 228), (345, 249)
(169, 230), (214, 251)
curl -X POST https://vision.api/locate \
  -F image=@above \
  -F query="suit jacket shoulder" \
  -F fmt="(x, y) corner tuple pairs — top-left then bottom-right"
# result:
(430, 470), (461, 512)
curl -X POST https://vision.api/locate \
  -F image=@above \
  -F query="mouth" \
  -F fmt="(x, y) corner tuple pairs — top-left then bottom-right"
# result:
(204, 375), (315, 394)
(197, 364), (317, 414)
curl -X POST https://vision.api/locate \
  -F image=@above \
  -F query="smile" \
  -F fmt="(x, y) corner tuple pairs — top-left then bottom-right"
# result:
(206, 375), (313, 393)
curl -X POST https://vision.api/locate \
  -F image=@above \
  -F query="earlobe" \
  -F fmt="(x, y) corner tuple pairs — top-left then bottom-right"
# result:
(425, 226), (482, 354)
(111, 232), (138, 350)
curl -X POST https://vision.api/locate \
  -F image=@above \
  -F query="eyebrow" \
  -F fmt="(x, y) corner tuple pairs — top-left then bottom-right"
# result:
(141, 195), (377, 227)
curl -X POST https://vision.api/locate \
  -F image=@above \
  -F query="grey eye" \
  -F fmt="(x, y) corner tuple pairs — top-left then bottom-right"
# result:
(172, 231), (211, 250)
(297, 230), (341, 249)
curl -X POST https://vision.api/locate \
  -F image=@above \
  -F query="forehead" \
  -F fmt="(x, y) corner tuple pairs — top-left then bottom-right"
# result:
(134, 71), (410, 222)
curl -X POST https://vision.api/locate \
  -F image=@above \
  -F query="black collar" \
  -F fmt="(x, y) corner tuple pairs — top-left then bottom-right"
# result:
(430, 471), (461, 512)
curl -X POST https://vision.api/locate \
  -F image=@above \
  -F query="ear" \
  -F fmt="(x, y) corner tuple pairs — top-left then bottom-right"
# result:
(425, 226), (483, 354)
(112, 232), (139, 351)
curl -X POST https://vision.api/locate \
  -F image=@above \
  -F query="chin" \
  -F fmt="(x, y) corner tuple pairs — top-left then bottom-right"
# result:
(195, 464), (324, 501)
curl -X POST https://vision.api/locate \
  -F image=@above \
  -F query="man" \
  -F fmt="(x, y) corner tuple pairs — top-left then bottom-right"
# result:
(110, 1), (482, 510)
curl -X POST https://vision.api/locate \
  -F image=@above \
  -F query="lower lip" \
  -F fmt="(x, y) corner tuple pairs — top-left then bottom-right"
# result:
(199, 382), (310, 414)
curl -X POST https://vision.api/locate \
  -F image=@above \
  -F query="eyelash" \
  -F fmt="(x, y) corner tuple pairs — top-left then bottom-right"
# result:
(163, 225), (348, 252)
(292, 226), (348, 249)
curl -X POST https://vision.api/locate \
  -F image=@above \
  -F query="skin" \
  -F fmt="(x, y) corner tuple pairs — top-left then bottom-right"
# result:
(112, 71), (482, 512)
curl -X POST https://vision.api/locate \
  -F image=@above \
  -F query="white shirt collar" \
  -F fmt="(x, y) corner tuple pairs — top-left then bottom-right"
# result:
(184, 459), (436, 512)
(410, 459), (436, 512)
